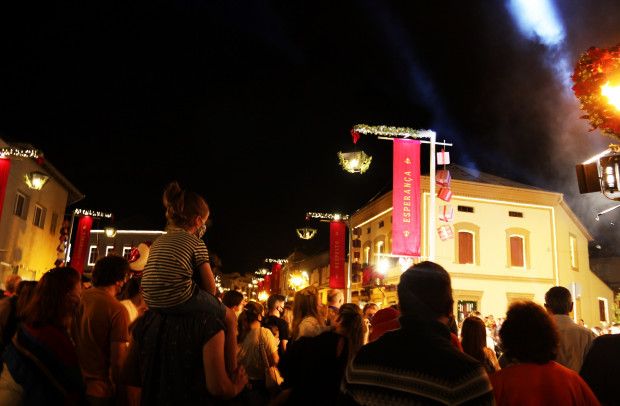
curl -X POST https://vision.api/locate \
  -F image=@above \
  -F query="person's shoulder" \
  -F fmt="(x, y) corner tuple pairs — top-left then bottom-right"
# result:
(592, 333), (620, 346)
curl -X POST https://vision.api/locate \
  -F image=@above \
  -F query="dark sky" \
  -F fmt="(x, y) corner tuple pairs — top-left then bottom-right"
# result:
(1, 1), (620, 274)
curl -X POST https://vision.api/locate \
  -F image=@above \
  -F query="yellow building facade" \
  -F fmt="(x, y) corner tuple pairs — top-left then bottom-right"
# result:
(349, 166), (614, 327)
(0, 139), (82, 281)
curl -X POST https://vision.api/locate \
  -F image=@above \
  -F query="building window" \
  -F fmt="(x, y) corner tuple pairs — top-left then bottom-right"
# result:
(14, 192), (27, 218)
(569, 234), (578, 271)
(509, 211), (523, 218)
(33, 205), (46, 228)
(105, 246), (115, 256)
(457, 231), (474, 264)
(598, 298), (608, 322)
(505, 228), (531, 270)
(458, 205), (474, 213)
(509, 235), (525, 268)
(376, 241), (384, 254)
(364, 246), (371, 264)
(454, 222), (480, 265)
(367, 227), (371, 234)
(122, 246), (132, 259)
(50, 213), (58, 234)
(87, 246), (98, 266)
(379, 220), (384, 228)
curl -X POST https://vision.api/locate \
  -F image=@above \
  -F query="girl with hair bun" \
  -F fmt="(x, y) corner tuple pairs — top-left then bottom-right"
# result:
(141, 181), (238, 373)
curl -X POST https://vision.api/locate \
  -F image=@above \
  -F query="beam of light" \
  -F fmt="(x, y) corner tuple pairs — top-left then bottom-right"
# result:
(506, 0), (564, 46)
(506, 0), (572, 88)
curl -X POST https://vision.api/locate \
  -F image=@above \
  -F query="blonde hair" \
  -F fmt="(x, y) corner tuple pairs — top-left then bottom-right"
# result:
(292, 285), (324, 340)
(162, 181), (209, 229)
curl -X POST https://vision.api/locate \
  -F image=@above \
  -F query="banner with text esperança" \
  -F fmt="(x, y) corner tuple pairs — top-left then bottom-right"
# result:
(392, 138), (421, 256)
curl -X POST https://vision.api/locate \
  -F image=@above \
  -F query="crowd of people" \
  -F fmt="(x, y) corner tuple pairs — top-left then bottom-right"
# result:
(0, 181), (616, 405)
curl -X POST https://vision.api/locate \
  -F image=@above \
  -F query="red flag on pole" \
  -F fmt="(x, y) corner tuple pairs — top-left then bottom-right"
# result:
(329, 221), (346, 288)
(69, 216), (93, 274)
(264, 273), (272, 294)
(0, 158), (11, 221)
(392, 139), (421, 256)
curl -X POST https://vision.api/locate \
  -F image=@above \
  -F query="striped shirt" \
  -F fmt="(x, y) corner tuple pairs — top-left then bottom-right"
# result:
(141, 229), (210, 308)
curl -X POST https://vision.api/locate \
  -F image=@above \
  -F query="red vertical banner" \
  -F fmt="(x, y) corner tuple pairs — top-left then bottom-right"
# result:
(392, 139), (421, 256)
(0, 158), (11, 221)
(69, 216), (93, 274)
(329, 221), (346, 289)
(271, 263), (282, 294)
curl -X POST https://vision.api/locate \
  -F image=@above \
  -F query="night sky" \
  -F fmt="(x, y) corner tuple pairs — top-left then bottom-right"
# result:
(1, 1), (620, 274)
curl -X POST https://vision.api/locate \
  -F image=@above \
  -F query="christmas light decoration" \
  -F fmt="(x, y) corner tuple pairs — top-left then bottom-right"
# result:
(353, 124), (435, 139)
(338, 150), (372, 174)
(0, 147), (43, 159)
(305, 212), (349, 221)
(264, 258), (288, 264)
(296, 227), (317, 240)
(24, 171), (50, 190)
(73, 208), (113, 218)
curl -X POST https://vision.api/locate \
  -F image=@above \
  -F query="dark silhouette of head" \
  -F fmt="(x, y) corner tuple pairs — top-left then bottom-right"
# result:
(398, 261), (453, 320)
(544, 286), (572, 315)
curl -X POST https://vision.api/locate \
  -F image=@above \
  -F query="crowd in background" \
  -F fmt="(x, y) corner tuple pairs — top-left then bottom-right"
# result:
(0, 182), (616, 405)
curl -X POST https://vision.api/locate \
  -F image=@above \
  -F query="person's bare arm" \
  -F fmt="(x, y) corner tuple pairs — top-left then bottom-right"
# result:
(198, 261), (216, 295)
(203, 331), (247, 399)
(110, 341), (128, 398)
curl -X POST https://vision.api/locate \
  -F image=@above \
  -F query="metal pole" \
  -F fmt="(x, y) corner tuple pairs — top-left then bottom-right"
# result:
(429, 131), (436, 260)
(346, 221), (352, 303)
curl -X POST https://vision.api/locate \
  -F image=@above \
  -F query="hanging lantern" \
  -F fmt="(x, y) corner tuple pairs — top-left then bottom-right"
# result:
(338, 150), (372, 174)
(24, 171), (50, 190)
(296, 227), (317, 240)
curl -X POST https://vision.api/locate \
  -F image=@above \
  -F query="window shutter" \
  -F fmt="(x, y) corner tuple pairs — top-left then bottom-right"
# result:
(510, 236), (524, 267)
(458, 232), (473, 264)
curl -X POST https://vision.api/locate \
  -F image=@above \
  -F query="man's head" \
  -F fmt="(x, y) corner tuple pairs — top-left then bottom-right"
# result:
(4, 274), (21, 295)
(92, 255), (129, 294)
(222, 290), (245, 317)
(267, 293), (286, 316)
(327, 289), (344, 309)
(544, 286), (572, 315)
(397, 261), (453, 321)
(362, 303), (378, 319)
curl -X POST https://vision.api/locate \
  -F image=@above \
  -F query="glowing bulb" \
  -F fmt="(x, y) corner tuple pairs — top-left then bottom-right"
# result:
(350, 158), (359, 168)
(258, 291), (269, 302)
(333, 214), (341, 221)
(602, 82), (620, 111)
(377, 259), (390, 275)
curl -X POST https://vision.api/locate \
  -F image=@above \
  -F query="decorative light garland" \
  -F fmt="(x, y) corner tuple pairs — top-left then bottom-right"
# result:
(264, 258), (288, 264)
(73, 208), (113, 218)
(0, 147), (43, 159)
(305, 212), (349, 221)
(353, 124), (435, 139)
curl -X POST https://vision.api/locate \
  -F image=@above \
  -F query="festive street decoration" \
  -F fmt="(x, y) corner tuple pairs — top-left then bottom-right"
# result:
(329, 220), (346, 288)
(439, 205), (454, 222)
(0, 147), (43, 159)
(305, 212), (349, 221)
(572, 44), (620, 138)
(438, 186), (453, 202)
(338, 150), (372, 174)
(264, 258), (288, 264)
(392, 139), (421, 256)
(437, 149), (450, 165)
(296, 227), (317, 240)
(73, 208), (113, 218)
(436, 169), (451, 187)
(353, 124), (435, 139)
(437, 225), (454, 241)
(24, 171), (50, 190)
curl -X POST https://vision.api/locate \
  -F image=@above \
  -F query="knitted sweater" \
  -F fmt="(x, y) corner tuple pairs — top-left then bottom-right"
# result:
(341, 317), (493, 405)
